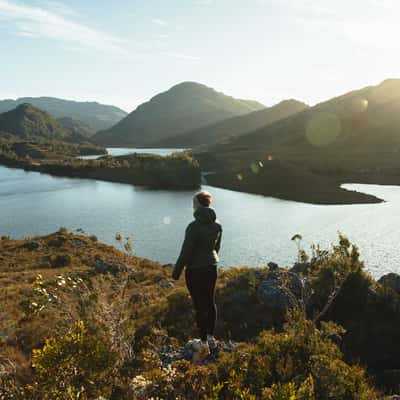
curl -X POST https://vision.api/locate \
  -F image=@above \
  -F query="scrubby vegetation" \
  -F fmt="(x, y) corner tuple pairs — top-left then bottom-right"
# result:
(0, 137), (200, 189)
(1, 230), (399, 398)
(0, 136), (106, 160)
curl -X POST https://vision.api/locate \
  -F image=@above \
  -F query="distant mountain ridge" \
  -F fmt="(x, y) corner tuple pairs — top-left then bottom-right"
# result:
(219, 78), (400, 154)
(0, 103), (92, 144)
(157, 99), (308, 148)
(0, 97), (127, 133)
(0, 103), (70, 141)
(93, 81), (266, 147)
(57, 117), (94, 138)
(194, 79), (400, 204)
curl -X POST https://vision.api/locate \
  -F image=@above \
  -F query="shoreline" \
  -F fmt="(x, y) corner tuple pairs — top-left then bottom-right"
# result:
(0, 152), (201, 191)
(0, 156), (386, 205)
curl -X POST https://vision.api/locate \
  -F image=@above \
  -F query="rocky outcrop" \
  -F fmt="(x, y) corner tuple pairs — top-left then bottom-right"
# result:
(257, 270), (306, 312)
(92, 257), (130, 274)
(158, 339), (236, 366)
(20, 241), (41, 251)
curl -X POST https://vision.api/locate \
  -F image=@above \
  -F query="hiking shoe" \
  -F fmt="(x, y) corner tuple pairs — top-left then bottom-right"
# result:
(191, 339), (210, 364)
(207, 334), (218, 350)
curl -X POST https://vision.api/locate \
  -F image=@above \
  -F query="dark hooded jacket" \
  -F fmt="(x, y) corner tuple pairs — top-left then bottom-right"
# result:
(173, 207), (222, 279)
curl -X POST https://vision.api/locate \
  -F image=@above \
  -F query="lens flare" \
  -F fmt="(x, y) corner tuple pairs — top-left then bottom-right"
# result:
(350, 97), (369, 113)
(250, 163), (259, 174)
(305, 112), (341, 147)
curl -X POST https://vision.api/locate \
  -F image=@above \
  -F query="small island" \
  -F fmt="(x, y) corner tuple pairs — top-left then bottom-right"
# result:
(0, 138), (201, 190)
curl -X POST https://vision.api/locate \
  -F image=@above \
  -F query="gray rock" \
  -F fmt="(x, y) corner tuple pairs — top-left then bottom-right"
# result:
(21, 241), (41, 250)
(93, 258), (129, 274)
(378, 273), (400, 294)
(257, 270), (307, 312)
(257, 280), (299, 311)
(159, 281), (175, 289)
(268, 270), (305, 298)
(158, 339), (236, 367)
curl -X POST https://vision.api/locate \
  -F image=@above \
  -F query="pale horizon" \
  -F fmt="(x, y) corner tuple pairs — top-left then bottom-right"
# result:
(1, 0), (400, 111)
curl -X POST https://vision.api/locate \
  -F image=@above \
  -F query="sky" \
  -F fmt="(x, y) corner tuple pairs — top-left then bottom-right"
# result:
(1, 0), (399, 112)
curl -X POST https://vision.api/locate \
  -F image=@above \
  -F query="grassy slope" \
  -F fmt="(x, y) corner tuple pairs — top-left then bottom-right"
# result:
(1, 231), (399, 394)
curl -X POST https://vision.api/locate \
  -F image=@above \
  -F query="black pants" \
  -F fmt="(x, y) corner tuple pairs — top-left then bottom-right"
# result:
(185, 266), (217, 341)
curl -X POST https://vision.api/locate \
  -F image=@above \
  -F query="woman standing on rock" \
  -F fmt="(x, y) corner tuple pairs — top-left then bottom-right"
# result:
(172, 191), (222, 360)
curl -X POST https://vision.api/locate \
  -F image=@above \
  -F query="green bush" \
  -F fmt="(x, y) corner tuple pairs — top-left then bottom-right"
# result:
(32, 320), (116, 399)
(209, 311), (376, 399)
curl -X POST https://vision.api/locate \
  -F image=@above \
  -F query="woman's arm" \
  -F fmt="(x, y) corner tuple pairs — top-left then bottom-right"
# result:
(172, 223), (196, 279)
(215, 226), (222, 254)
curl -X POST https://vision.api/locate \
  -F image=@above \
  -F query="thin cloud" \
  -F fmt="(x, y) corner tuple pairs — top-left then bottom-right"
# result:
(35, 0), (80, 17)
(0, 0), (129, 56)
(152, 18), (167, 26)
(163, 51), (200, 61)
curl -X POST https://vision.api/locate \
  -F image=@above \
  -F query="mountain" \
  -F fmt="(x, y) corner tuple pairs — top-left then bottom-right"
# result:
(0, 103), (71, 141)
(93, 82), (266, 147)
(199, 79), (400, 167)
(157, 99), (308, 148)
(57, 116), (94, 138)
(266, 80), (400, 151)
(195, 79), (400, 203)
(0, 97), (127, 132)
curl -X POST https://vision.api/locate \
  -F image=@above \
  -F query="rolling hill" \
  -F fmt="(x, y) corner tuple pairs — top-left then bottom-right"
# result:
(215, 79), (400, 156)
(0, 97), (127, 132)
(93, 81), (266, 147)
(195, 79), (400, 203)
(0, 103), (70, 141)
(157, 99), (308, 148)
(57, 116), (94, 138)
(198, 79), (400, 168)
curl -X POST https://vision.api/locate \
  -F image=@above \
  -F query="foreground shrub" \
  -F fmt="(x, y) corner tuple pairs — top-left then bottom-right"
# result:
(32, 320), (115, 399)
(209, 311), (377, 399)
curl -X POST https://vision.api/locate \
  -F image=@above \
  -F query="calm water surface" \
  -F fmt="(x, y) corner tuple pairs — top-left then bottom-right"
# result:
(1, 148), (399, 278)
(81, 147), (186, 159)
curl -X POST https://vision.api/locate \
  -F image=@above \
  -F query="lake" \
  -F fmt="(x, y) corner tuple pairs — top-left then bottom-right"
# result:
(80, 147), (186, 159)
(1, 148), (399, 278)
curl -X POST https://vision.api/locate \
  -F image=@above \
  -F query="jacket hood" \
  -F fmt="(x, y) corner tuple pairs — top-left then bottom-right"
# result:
(194, 206), (217, 224)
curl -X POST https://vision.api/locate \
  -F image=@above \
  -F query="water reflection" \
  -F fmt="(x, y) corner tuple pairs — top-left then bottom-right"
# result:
(1, 160), (400, 278)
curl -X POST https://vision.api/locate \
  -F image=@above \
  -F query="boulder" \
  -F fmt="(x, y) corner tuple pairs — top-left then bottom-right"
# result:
(257, 280), (299, 311)
(378, 273), (400, 294)
(257, 270), (306, 312)
(158, 339), (236, 367)
(159, 281), (175, 289)
(93, 257), (129, 274)
(21, 241), (41, 250)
